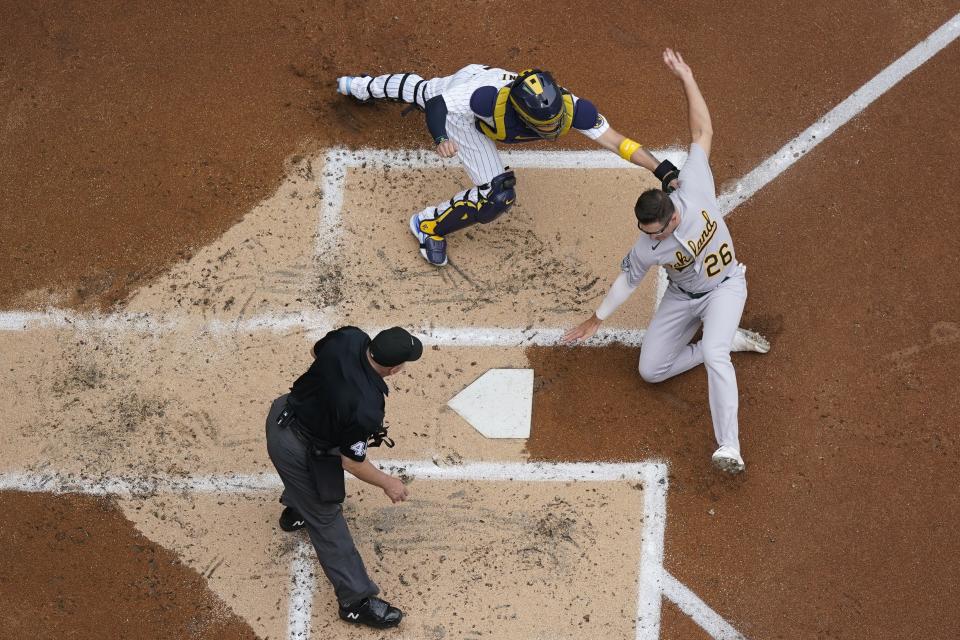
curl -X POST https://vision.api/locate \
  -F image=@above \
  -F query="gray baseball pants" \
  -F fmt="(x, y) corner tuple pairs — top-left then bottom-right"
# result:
(265, 394), (378, 606)
(638, 267), (748, 452)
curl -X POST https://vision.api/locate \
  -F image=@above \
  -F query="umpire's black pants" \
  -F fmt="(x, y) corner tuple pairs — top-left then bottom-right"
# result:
(265, 394), (379, 606)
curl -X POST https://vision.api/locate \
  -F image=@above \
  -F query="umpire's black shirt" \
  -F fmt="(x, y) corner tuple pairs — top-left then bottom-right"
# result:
(287, 327), (388, 462)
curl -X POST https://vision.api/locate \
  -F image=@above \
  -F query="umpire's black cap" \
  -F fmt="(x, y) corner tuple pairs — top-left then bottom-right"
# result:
(370, 327), (423, 367)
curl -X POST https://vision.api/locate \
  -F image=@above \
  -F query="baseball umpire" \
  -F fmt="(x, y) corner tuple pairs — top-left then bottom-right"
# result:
(562, 49), (770, 474)
(265, 325), (422, 628)
(336, 65), (680, 266)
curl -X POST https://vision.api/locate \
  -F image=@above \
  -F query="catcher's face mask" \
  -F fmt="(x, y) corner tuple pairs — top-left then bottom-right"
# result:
(510, 69), (569, 140)
(525, 110), (571, 140)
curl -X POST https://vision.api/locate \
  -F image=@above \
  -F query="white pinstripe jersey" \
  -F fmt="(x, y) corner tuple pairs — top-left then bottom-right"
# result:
(425, 64), (610, 142)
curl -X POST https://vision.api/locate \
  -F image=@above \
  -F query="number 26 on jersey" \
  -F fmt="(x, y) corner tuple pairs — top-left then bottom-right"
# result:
(705, 243), (733, 277)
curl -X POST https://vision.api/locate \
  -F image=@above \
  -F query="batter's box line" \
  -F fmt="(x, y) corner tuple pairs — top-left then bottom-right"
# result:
(0, 309), (652, 347)
(0, 460), (745, 640)
(315, 146), (688, 258)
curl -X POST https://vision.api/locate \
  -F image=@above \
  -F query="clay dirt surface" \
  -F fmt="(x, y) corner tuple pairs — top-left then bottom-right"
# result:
(0, 491), (255, 639)
(3, 1), (960, 639)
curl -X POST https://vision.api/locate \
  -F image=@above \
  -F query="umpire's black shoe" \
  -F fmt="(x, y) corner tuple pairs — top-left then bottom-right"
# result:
(278, 506), (306, 532)
(339, 597), (403, 628)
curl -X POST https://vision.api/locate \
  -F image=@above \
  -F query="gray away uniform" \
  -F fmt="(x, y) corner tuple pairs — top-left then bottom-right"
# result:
(608, 143), (748, 453)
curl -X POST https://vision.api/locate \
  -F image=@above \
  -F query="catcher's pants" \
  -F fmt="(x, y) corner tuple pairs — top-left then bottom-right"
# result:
(265, 394), (378, 607)
(638, 266), (748, 452)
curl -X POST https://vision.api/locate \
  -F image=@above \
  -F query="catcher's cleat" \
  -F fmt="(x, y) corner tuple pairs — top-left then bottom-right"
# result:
(711, 446), (745, 474)
(410, 212), (448, 266)
(336, 75), (372, 101)
(339, 597), (403, 629)
(731, 328), (770, 354)
(279, 506), (306, 532)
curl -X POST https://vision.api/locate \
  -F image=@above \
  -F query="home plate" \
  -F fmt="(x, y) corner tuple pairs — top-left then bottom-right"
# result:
(447, 368), (533, 438)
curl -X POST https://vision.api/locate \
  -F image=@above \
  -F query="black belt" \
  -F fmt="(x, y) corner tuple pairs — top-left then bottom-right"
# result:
(677, 275), (729, 299)
(277, 403), (395, 451)
(277, 403), (328, 450)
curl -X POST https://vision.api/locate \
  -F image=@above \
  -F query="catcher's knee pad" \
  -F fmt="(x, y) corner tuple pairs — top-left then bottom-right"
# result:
(426, 171), (517, 237)
(419, 194), (477, 238)
(475, 170), (517, 224)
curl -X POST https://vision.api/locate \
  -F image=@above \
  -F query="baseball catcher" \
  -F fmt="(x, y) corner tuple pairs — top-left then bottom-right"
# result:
(336, 65), (679, 266)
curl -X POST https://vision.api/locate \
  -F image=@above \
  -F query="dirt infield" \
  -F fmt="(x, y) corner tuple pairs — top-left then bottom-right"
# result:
(0, 153), (663, 639)
(0, 491), (255, 639)
(3, 2), (960, 639)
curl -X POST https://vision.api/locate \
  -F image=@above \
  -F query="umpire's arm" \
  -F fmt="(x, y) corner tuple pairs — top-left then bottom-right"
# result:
(341, 455), (409, 503)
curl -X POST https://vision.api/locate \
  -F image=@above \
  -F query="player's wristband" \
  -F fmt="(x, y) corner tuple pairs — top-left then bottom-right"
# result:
(654, 159), (680, 193)
(434, 135), (448, 145)
(618, 138), (642, 162)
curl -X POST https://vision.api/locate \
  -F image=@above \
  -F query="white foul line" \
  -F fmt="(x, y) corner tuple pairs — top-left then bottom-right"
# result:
(662, 572), (747, 640)
(718, 12), (960, 215)
(288, 541), (315, 640)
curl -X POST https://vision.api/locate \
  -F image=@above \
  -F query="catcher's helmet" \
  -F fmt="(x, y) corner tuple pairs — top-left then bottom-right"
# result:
(509, 69), (569, 139)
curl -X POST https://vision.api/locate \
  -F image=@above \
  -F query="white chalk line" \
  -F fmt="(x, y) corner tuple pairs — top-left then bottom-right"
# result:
(5, 147), (681, 340)
(0, 466), (728, 639)
(325, 146), (689, 171)
(288, 541), (315, 640)
(718, 12), (960, 215)
(0, 461), (662, 495)
(317, 148), (347, 256)
(0, 309), (332, 334)
(636, 463), (669, 639)
(0, 469), (282, 495)
(409, 325), (646, 347)
(0, 310), (647, 347)
(662, 572), (747, 640)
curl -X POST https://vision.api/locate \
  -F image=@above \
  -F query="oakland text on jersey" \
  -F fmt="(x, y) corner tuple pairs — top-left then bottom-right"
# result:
(672, 251), (695, 271)
(686, 210), (718, 258)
